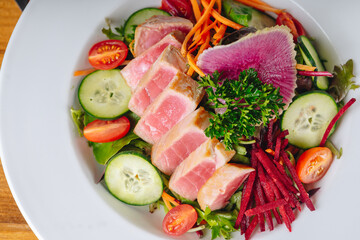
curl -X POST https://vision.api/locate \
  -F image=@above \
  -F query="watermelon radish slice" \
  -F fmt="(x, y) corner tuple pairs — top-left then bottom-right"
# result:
(197, 26), (297, 106)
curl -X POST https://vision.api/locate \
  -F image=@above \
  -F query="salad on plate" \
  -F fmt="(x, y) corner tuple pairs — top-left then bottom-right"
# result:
(71, 0), (358, 239)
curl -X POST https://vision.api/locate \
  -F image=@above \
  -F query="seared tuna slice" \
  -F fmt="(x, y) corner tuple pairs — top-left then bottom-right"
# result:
(197, 26), (297, 106)
(169, 138), (220, 201)
(128, 45), (187, 116)
(134, 72), (204, 144)
(214, 142), (236, 168)
(134, 15), (193, 56)
(121, 31), (185, 91)
(197, 164), (255, 211)
(151, 107), (211, 175)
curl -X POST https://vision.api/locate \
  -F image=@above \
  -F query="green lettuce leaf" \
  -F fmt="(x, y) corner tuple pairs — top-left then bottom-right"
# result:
(329, 59), (359, 102)
(90, 132), (139, 165)
(70, 108), (85, 136)
(196, 207), (238, 240)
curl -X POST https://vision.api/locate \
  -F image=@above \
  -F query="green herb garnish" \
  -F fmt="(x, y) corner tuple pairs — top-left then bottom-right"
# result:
(329, 59), (359, 102)
(102, 18), (125, 41)
(198, 69), (284, 149)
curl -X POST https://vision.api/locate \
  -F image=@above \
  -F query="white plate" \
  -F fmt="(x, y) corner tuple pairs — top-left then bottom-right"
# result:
(1, 0), (360, 239)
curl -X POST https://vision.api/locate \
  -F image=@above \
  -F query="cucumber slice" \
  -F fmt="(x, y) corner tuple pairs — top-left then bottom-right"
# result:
(222, 0), (275, 29)
(105, 151), (163, 206)
(298, 35), (329, 90)
(78, 69), (131, 120)
(281, 91), (338, 149)
(124, 8), (170, 44)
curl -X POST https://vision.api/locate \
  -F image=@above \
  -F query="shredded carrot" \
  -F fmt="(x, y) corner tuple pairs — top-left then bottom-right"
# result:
(234, 0), (284, 14)
(162, 191), (180, 211)
(191, 20), (218, 47)
(216, 0), (222, 12)
(129, 40), (135, 57)
(201, 0), (243, 30)
(187, 53), (205, 77)
(190, 0), (202, 22)
(163, 198), (172, 210)
(296, 64), (317, 71)
(73, 68), (96, 77)
(252, 0), (273, 7)
(196, 33), (211, 60)
(181, 0), (217, 57)
(73, 60), (130, 77)
(265, 149), (275, 156)
(213, 24), (227, 40)
(185, 0), (245, 77)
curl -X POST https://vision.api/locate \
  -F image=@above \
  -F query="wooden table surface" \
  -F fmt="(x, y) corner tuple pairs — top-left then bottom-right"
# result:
(0, 0), (38, 239)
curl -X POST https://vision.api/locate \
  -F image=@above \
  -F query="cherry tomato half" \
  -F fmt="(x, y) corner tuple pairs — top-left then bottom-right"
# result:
(296, 147), (333, 184)
(83, 117), (130, 143)
(88, 40), (128, 70)
(161, 0), (194, 21)
(162, 204), (198, 236)
(276, 12), (306, 42)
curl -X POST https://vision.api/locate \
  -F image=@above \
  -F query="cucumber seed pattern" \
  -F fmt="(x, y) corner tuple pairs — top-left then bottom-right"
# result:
(123, 167), (152, 193)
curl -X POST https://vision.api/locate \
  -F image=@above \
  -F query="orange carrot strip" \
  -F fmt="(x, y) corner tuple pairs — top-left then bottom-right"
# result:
(181, 0), (217, 56)
(234, 0), (284, 14)
(162, 191), (180, 209)
(196, 32), (211, 60)
(73, 68), (96, 77)
(216, 0), (222, 13)
(162, 192), (174, 210)
(211, 10), (243, 29)
(296, 64), (317, 71)
(201, 0), (242, 30)
(129, 40), (135, 57)
(190, 0), (202, 22)
(191, 20), (218, 46)
(265, 149), (275, 156)
(187, 53), (205, 77)
(252, 0), (272, 7)
(213, 24), (227, 40)
(163, 198), (173, 210)
(187, 67), (195, 76)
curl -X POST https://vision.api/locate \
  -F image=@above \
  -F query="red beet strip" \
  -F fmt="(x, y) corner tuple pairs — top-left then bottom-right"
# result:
(274, 136), (282, 161)
(258, 165), (282, 224)
(281, 139), (289, 150)
(254, 189), (266, 232)
(267, 119), (275, 149)
(245, 199), (287, 217)
(265, 173), (292, 231)
(255, 149), (293, 203)
(284, 203), (296, 223)
(235, 171), (256, 229)
(297, 70), (333, 77)
(256, 179), (274, 231)
(320, 98), (356, 147)
(245, 216), (259, 240)
(281, 151), (315, 211)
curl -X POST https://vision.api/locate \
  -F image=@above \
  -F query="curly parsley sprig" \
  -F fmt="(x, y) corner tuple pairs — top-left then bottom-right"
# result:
(198, 69), (285, 149)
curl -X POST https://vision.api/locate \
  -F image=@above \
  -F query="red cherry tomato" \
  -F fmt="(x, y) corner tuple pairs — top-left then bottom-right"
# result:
(161, 0), (194, 21)
(296, 147), (333, 184)
(276, 12), (306, 42)
(162, 204), (198, 236)
(88, 40), (128, 70)
(83, 117), (130, 143)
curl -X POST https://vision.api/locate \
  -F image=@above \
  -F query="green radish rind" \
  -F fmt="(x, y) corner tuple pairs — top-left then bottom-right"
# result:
(298, 35), (329, 90)
(281, 91), (338, 149)
(124, 8), (170, 44)
(105, 151), (163, 206)
(78, 69), (131, 120)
